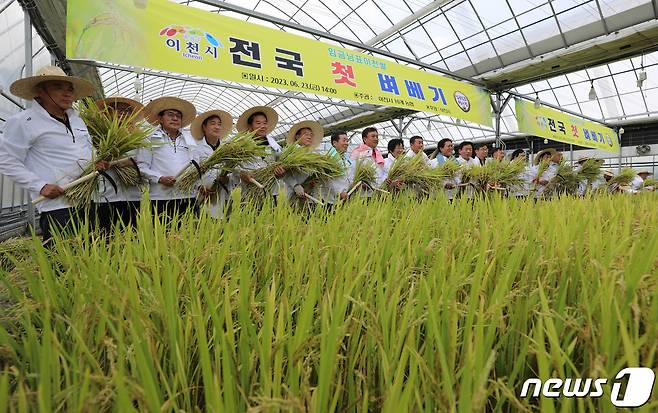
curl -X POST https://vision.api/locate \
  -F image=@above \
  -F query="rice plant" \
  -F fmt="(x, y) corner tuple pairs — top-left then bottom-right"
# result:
(1, 193), (657, 412)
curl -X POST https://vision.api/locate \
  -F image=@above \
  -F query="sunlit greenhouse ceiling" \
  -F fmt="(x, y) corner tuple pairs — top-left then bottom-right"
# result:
(3, 0), (658, 150)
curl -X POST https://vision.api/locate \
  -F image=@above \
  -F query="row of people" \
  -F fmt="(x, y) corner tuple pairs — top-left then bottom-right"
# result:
(0, 66), (653, 242)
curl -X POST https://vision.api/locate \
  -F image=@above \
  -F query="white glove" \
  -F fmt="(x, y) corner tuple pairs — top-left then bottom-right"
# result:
(293, 184), (305, 197)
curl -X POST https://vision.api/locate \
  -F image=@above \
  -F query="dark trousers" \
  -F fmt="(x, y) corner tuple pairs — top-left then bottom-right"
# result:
(151, 198), (198, 222)
(39, 207), (86, 243)
(94, 201), (141, 233)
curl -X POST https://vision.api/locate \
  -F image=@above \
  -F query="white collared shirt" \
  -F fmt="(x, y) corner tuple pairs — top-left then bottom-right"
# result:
(405, 149), (430, 164)
(0, 104), (93, 212)
(136, 126), (197, 200)
(236, 136), (283, 196)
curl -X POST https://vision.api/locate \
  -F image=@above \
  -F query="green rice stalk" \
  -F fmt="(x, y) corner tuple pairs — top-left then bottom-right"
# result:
(177, 131), (266, 193)
(544, 161), (579, 196)
(64, 98), (154, 206)
(351, 160), (377, 188)
(639, 177), (658, 190)
(383, 154), (446, 194)
(576, 159), (602, 184)
(609, 167), (636, 187)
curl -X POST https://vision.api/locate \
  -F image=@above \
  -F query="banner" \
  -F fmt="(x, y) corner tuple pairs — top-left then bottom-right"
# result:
(515, 98), (620, 154)
(66, 0), (492, 127)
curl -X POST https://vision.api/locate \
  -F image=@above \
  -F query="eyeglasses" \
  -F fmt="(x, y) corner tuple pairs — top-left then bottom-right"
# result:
(162, 110), (182, 119)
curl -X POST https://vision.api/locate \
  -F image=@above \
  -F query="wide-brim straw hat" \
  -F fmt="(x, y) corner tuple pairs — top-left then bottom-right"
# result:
(10, 65), (96, 101)
(533, 148), (557, 165)
(190, 109), (233, 140)
(286, 120), (324, 149)
(95, 96), (145, 121)
(236, 106), (279, 135)
(637, 169), (654, 175)
(603, 170), (614, 178)
(143, 96), (196, 127)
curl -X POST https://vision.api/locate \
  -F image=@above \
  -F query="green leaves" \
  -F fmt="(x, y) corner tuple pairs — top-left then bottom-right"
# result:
(0, 194), (657, 411)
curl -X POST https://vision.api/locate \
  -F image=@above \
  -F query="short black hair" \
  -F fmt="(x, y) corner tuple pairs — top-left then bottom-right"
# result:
(458, 141), (473, 151)
(474, 142), (488, 150)
(387, 138), (404, 154)
(362, 127), (377, 140)
(410, 135), (423, 145)
(437, 138), (453, 149)
(492, 147), (504, 154)
(247, 111), (267, 125)
(510, 149), (525, 160)
(331, 131), (347, 145)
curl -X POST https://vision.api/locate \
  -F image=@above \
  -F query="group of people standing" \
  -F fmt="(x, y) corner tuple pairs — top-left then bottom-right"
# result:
(0, 66), (654, 242)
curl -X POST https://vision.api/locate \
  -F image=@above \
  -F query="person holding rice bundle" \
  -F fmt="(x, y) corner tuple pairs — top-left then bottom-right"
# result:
(235, 106), (284, 197)
(136, 96), (198, 219)
(508, 149), (532, 198)
(190, 109), (233, 218)
(93, 96), (146, 231)
(0, 65), (106, 242)
(575, 156), (605, 196)
(323, 131), (352, 205)
(531, 148), (558, 198)
(349, 127), (386, 197)
(282, 120), (324, 203)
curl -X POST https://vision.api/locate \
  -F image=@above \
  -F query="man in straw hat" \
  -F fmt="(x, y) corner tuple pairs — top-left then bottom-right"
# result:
(282, 120), (323, 203)
(93, 96), (146, 231)
(0, 65), (104, 242)
(235, 106), (284, 197)
(631, 169), (655, 192)
(136, 96), (198, 219)
(190, 109), (233, 218)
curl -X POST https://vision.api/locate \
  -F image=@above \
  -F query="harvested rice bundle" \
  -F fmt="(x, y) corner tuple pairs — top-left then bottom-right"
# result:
(39, 98), (153, 206)
(176, 131), (266, 192)
(609, 167), (636, 187)
(544, 161), (579, 196)
(382, 154), (443, 194)
(246, 144), (344, 201)
(638, 177), (657, 191)
(576, 159), (602, 185)
(468, 160), (525, 192)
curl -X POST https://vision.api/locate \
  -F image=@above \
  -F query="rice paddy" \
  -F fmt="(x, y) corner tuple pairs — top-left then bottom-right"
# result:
(0, 193), (657, 412)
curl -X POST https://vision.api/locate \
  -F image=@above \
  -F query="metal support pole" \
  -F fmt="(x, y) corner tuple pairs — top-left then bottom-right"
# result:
(398, 117), (404, 139)
(570, 144), (574, 166)
(24, 9), (36, 231)
(617, 128), (623, 174)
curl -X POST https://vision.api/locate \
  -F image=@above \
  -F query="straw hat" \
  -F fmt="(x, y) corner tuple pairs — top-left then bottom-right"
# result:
(286, 120), (324, 149)
(236, 106), (279, 134)
(533, 148), (557, 165)
(95, 96), (145, 120)
(142, 96), (196, 127)
(637, 169), (654, 175)
(10, 65), (96, 100)
(190, 110), (233, 140)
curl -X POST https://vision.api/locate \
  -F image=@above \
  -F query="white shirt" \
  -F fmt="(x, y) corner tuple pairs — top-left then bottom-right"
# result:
(349, 149), (386, 197)
(630, 175), (644, 192)
(456, 156), (479, 167)
(136, 126), (197, 201)
(322, 147), (352, 204)
(510, 165), (534, 197)
(236, 136), (283, 196)
(455, 157), (479, 198)
(193, 138), (233, 218)
(405, 149), (430, 164)
(96, 149), (144, 203)
(535, 162), (559, 198)
(0, 104), (93, 212)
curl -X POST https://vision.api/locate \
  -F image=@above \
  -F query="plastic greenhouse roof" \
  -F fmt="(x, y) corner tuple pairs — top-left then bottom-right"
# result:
(2, 0), (658, 151)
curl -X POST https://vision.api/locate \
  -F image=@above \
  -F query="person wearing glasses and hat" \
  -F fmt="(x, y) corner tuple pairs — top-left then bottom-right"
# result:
(631, 169), (655, 192)
(235, 106), (284, 197)
(136, 96), (198, 219)
(93, 96), (147, 231)
(0, 65), (107, 242)
(282, 120), (324, 203)
(190, 109), (233, 218)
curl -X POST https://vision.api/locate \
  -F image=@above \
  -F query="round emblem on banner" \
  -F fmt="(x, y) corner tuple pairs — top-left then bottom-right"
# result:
(454, 92), (471, 113)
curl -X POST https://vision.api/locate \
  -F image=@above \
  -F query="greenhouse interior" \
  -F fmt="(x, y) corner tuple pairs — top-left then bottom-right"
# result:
(0, 0), (657, 411)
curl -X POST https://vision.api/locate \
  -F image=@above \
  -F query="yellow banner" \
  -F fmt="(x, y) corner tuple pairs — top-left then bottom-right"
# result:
(515, 98), (620, 154)
(66, 0), (492, 127)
